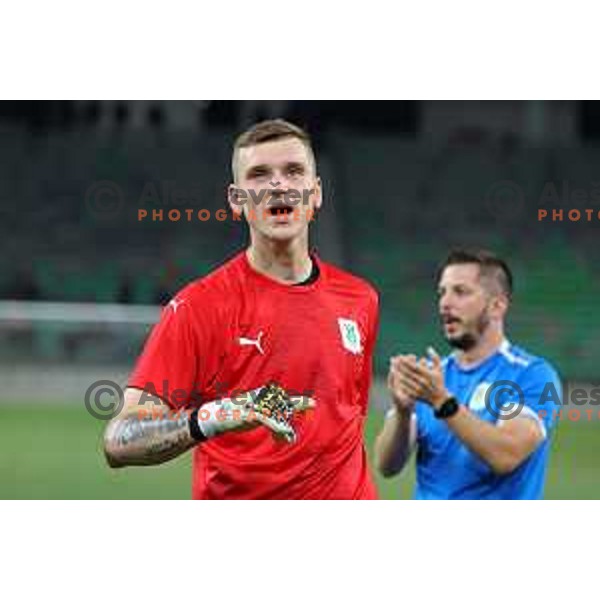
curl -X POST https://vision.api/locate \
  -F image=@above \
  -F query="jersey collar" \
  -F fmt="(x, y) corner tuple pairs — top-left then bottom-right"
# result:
(451, 337), (511, 372)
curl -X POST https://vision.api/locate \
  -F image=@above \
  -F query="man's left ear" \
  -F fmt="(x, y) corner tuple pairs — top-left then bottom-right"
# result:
(494, 294), (509, 317)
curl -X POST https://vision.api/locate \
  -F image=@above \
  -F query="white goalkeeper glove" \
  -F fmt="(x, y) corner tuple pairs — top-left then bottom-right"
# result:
(195, 383), (315, 443)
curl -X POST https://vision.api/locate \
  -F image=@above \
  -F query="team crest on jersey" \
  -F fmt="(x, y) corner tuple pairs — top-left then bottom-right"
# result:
(337, 318), (362, 355)
(469, 382), (492, 411)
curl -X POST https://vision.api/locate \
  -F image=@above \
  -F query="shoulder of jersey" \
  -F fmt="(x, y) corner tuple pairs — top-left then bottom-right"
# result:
(502, 343), (563, 393)
(499, 342), (549, 372)
(321, 260), (379, 303)
(170, 252), (246, 307)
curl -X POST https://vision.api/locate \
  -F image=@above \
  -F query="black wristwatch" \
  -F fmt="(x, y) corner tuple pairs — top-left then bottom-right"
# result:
(434, 396), (460, 420)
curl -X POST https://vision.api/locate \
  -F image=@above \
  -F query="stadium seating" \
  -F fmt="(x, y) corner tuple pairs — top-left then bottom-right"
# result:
(1, 126), (599, 379)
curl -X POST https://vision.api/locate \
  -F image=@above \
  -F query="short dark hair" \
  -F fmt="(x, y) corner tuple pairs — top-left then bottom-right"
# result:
(438, 248), (513, 298)
(231, 119), (316, 180)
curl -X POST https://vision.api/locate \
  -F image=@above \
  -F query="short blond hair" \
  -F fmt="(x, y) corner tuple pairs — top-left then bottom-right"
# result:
(231, 119), (316, 180)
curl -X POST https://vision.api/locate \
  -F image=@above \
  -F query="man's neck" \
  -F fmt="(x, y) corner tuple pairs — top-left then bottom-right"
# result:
(246, 238), (312, 285)
(454, 329), (506, 368)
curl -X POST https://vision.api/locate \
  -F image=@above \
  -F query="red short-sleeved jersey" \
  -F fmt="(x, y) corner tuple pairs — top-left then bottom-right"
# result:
(129, 251), (379, 499)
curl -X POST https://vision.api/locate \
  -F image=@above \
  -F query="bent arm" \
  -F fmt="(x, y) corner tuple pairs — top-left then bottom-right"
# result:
(444, 406), (544, 475)
(374, 407), (417, 478)
(103, 387), (197, 468)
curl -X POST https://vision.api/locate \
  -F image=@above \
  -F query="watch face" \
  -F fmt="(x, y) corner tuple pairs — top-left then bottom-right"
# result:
(436, 397), (459, 419)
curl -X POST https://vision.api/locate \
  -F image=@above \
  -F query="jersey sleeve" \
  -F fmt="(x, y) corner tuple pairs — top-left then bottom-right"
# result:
(128, 286), (220, 410)
(513, 359), (562, 438)
(359, 287), (380, 416)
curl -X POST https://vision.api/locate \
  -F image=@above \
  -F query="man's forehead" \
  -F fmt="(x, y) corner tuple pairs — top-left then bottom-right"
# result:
(439, 264), (481, 285)
(238, 137), (311, 170)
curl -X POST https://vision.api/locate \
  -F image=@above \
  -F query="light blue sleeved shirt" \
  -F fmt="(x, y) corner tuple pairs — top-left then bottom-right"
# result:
(409, 340), (561, 499)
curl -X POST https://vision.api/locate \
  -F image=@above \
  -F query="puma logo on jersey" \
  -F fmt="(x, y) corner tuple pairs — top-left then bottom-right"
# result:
(168, 298), (185, 313)
(239, 331), (265, 355)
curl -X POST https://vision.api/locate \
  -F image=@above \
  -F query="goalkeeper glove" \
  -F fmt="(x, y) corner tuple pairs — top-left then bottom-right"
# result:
(192, 383), (315, 443)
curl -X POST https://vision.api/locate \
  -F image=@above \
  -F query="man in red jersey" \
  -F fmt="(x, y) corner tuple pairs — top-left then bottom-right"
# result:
(103, 119), (379, 499)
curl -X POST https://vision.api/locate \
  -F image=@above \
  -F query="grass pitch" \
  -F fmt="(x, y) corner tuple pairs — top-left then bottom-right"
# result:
(0, 403), (597, 499)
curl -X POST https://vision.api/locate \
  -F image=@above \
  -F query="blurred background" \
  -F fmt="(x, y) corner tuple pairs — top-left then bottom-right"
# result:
(1, 100), (599, 498)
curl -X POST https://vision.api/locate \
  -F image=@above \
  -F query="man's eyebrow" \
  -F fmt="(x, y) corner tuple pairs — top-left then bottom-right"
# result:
(438, 283), (470, 292)
(285, 161), (306, 170)
(245, 164), (271, 176)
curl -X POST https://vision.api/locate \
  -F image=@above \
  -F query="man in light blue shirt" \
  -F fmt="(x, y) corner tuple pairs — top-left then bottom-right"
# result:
(374, 249), (561, 499)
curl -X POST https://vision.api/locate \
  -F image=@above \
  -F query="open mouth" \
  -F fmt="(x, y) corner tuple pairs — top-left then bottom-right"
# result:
(268, 205), (294, 216)
(442, 315), (461, 325)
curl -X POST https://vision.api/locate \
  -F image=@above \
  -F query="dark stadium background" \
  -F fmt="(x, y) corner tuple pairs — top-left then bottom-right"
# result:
(1, 100), (599, 499)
